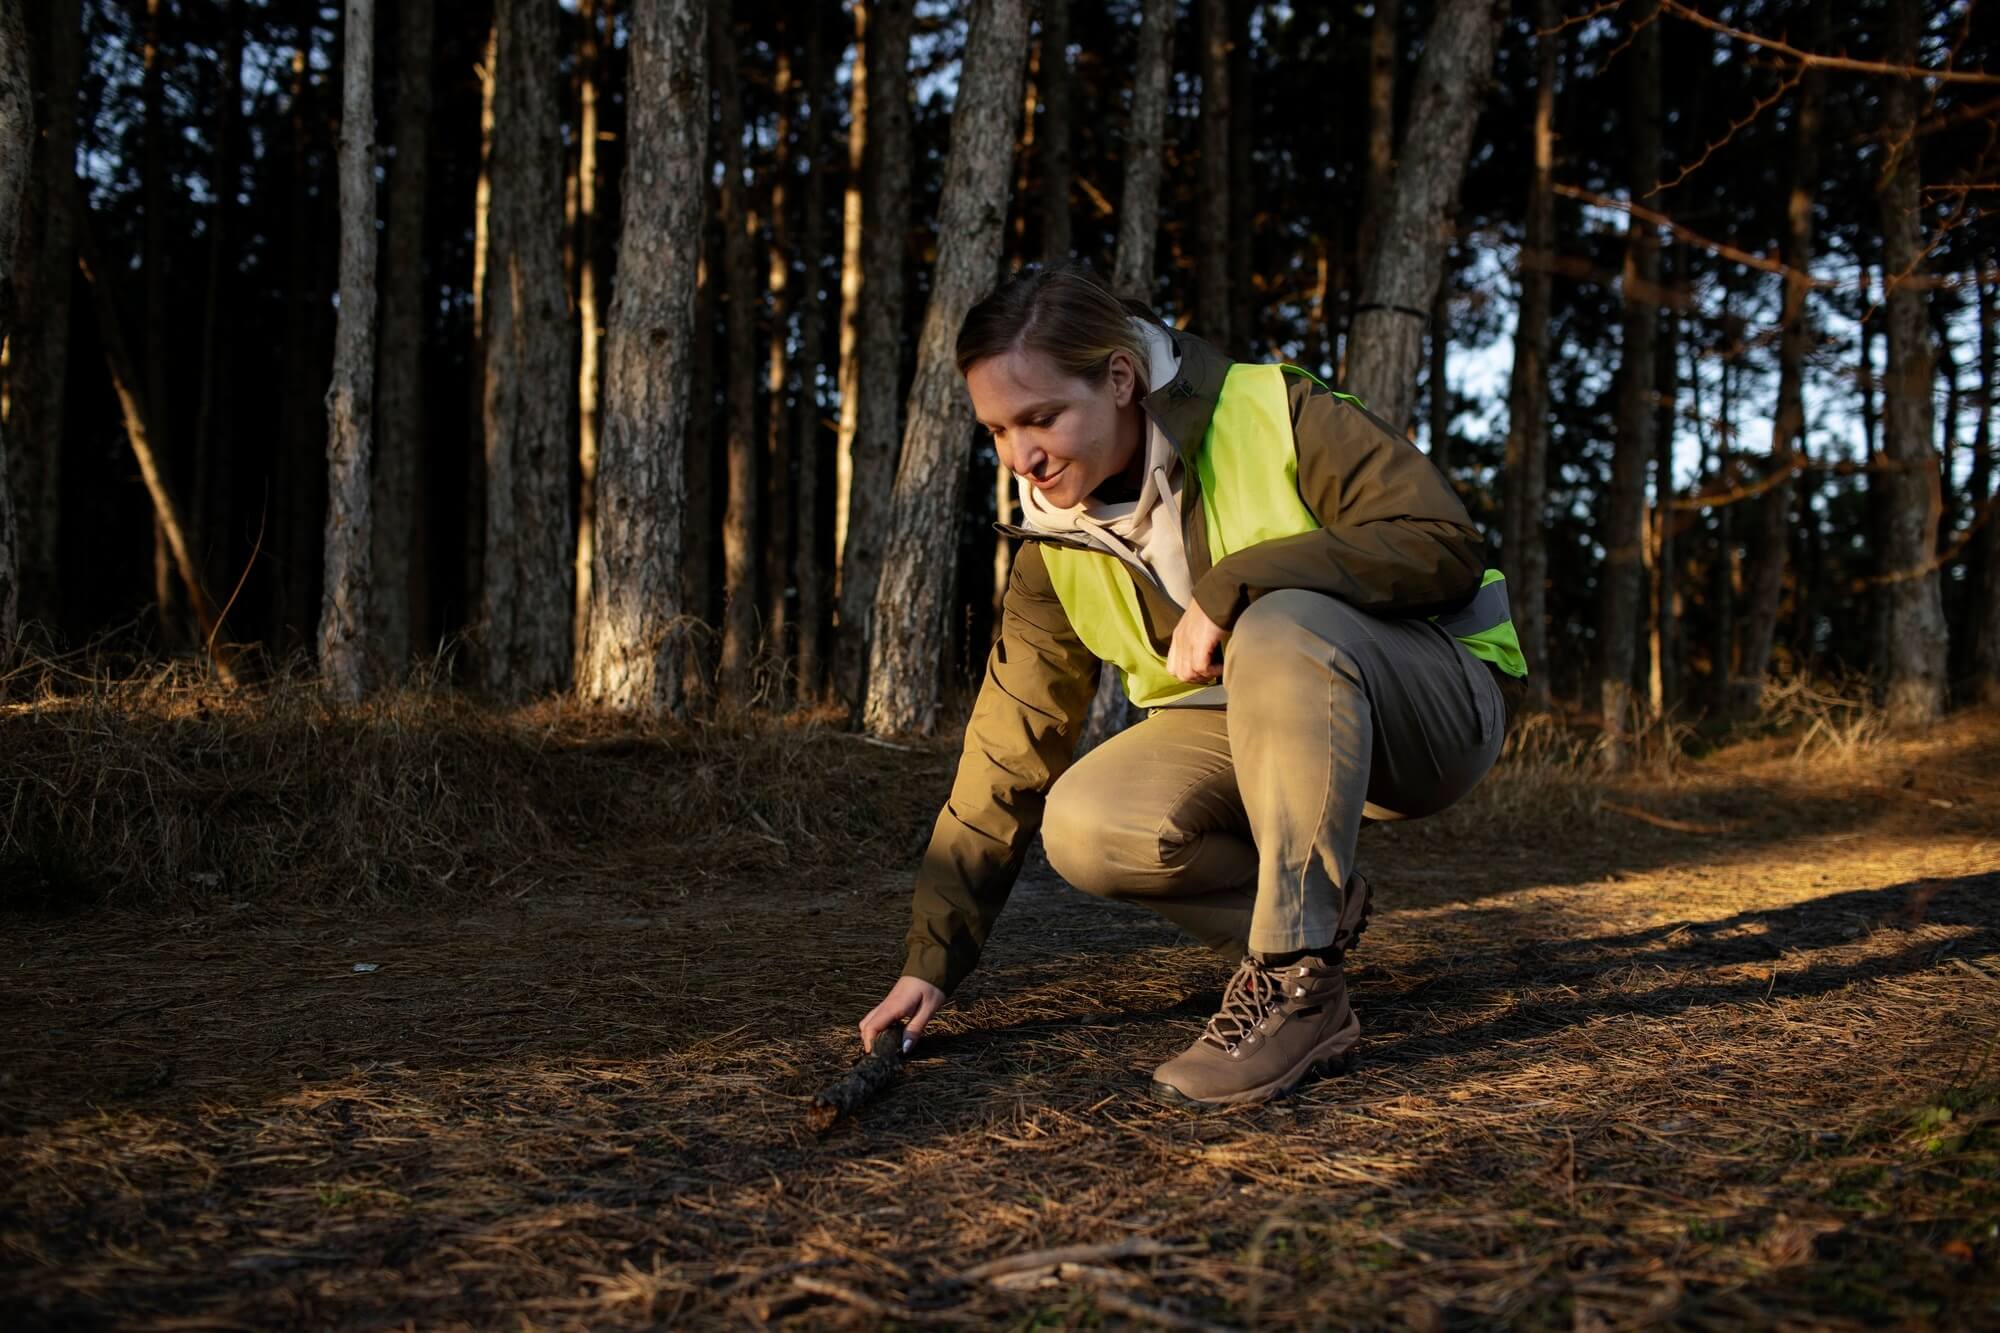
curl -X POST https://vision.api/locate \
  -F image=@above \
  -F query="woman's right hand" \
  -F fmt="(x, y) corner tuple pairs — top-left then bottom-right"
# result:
(859, 976), (945, 1054)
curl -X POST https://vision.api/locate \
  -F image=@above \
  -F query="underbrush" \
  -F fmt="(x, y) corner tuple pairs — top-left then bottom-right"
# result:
(0, 656), (954, 911)
(0, 651), (1925, 913)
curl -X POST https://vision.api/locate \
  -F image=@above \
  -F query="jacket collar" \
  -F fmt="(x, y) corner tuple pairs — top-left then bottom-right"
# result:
(1140, 326), (1233, 461)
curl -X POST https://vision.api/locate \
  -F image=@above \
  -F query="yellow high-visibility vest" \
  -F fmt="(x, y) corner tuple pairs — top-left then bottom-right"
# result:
(1042, 362), (1527, 708)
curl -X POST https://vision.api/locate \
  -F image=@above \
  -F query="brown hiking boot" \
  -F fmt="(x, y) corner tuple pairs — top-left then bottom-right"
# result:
(1150, 952), (1361, 1108)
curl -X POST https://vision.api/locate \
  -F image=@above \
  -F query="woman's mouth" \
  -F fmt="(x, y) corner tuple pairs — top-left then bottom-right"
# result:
(1032, 466), (1068, 490)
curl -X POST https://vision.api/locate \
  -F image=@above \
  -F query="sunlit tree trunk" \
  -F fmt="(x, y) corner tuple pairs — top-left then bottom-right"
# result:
(1110, 0), (1170, 300)
(7, 0), (79, 629)
(1735, 40), (1823, 717)
(864, 0), (1028, 736)
(713, 0), (763, 703)
(319, 0), (378, 703)
(576, 0), (707, 714)
(834, 0), (912, 709)
(1344, 0), (1501, 434)
(371, 0), (433, 677)
(0, 0), (29, 644)
(1194, 0), (1230, 346)
(464, 18), (497, 635)
(793, 7), (834, 702)
(834, 2), (866, 611)
(569, 0), (604, 660)
(1594, 0), (1657, 764)
(1356, 0), (1397, 281)
(1500, 0), (1553, 705)
(480, 0), (574, 696)
(1874, 0), (1948, 727)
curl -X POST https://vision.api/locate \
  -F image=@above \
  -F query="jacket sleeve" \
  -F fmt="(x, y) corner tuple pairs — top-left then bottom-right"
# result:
(1189, 378), (1487, 630)
(901, 541), (1100, 995)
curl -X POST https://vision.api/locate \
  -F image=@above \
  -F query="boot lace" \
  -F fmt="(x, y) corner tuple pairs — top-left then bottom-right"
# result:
(1201, 958), (1283, 1051)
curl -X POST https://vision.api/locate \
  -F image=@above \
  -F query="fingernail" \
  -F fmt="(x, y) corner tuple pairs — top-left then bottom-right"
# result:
(901, 1037), (914, 1053)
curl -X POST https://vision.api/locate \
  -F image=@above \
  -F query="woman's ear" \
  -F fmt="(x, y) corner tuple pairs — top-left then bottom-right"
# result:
(1107, 349), (1139, 407)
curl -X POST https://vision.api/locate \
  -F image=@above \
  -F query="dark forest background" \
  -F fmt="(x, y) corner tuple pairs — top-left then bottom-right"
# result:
(1, 0), (1994, 745)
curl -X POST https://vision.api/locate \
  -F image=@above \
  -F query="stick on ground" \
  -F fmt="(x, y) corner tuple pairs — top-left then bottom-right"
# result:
(806, 1022), (906, 1133)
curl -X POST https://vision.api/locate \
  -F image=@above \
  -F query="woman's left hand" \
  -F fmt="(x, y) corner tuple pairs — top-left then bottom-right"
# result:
(1168, 600), (1227, 682)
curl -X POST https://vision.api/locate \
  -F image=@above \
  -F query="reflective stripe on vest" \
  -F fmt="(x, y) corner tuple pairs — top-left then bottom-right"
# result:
(1042, 363), (1527, 708)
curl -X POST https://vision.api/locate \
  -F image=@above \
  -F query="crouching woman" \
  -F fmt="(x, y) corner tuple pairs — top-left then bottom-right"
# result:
(858, 264), (1524, 1108)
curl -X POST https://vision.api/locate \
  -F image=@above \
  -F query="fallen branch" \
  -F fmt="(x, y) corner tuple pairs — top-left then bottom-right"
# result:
(1602, 801), (1743, 835)
(806, 1023), (905, 1133)
(963, 1236), (1202, 1282)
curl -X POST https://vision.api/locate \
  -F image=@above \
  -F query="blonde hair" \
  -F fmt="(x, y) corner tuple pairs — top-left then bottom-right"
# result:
(955, 263), (1164, 394)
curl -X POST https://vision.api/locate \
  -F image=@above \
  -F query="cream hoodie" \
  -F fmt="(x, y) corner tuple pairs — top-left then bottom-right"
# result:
(1015, 319), (1194, 607)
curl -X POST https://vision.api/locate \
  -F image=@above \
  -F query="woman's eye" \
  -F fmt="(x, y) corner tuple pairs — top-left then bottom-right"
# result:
(1030, 414), (1058, 429)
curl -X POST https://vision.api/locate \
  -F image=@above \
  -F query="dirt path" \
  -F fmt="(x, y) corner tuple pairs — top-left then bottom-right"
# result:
(4, 719), (1997, 1329)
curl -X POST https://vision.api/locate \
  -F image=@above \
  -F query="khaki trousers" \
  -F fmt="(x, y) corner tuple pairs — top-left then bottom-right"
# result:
(1041, 589), (1505, 957)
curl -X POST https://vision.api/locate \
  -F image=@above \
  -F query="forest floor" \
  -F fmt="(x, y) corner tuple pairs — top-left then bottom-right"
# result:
(2, 695), (1997, 1330)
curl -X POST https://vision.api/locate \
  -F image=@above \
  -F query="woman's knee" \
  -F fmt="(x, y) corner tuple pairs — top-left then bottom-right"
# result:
(1041, 768), (1124, 897)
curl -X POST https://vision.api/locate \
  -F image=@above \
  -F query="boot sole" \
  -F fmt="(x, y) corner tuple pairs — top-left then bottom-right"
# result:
(1149, 1024), (1363, 1110)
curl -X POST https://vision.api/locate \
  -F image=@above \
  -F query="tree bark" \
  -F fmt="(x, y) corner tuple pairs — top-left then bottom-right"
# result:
(0, 0), (29, 645)
(575, 0), (707, 714)
(570, 0), (604, 662)
(1874, 0), (1948, 727)
(275, 23), (319, 650)
(192, 0), (243, 613)
(834, 0), (913, 710)
(1343, 0), (1500, 434)
(464, 18), (497, 638)
(1734, 24), (1823, 717)
(833, 2), (868, 610)
(371, 0), (433, 677)
(7, 0), (78, 630)
(1500, 0), (1554, 705)
(480, 0), (574, 696)
(763, 35), (796, 677)
(1039, 0), (1071, 261)
(1649, 239), (1680, 714)
(713, 0), (763, 704)
(1357, 0), (1397, 281)
(1109, 0), (1171, 300)
(1194, 0), (1230, 347)
(793, 7), (834, 702)
(863, 0), (1029, 736)
(1594, 0), (1658, 763)
(318, 0), (378, 703)
(1971, 260), (2000, 703)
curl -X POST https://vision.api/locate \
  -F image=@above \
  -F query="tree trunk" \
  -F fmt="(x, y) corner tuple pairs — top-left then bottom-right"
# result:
(575, 0), (707, 714)
(318, 0), (378, 703)
(685, 209), (715, 640)
(793, 7), (834, 702)
(834, 2), (868, 613)
(713, 0), (763, 704)
(7, 0), (79, 629)
(0, 1), (29, 645)
(1343, 0), (1500, 434)
(1109, 0), (1171, 299)
(275, 24), (319, 650)
(1594, 0), (1657, 762)
(1427, 259), (1450, 474)
(193, 0), (243, 613)
(1357, 0), (1397, 280)
(1500, 0), (1554, 706)
(1194, 0), (1229, 346)
(1650, 239), (1680, 714)
(570, 0), (603, 662)
(863, 0), (1029, 736)
(1874, 0), (1948, 727)
(834, 0), (913, 710)
(1734, 27), (1823, 717)
(1971, 260), (2000, 703)
(1039, 0), (1071, 261)
(480, 0), (574, 696)
(1084, 0), (1173, 749)
(371, 0), (433, 677)
(142, 0), (174, 637)
(1711, 292), (1739, 713)
(763, 35), (796, 679)
(464, 18), (497, 639)
(1226, 0), (1253, 354)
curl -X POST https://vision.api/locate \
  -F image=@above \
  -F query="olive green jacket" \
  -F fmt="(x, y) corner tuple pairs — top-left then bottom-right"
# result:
(902, 329), (1486, 994)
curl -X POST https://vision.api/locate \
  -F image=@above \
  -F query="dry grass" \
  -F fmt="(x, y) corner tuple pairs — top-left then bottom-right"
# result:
(3, 667), (1998, 1329)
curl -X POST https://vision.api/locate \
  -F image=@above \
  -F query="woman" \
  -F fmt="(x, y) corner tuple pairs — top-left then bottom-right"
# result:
(857, 265), (1523, 1108)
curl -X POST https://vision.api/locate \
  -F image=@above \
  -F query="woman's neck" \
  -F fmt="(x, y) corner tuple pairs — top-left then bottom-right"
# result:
(1091, 401), (1150, 504)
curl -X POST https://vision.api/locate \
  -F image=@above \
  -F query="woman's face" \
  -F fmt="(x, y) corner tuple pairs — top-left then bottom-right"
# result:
(966, 345), (1143, 510)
